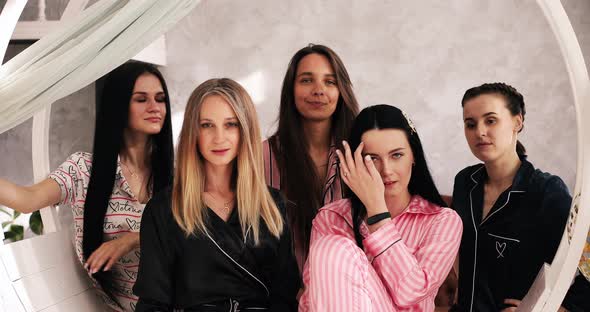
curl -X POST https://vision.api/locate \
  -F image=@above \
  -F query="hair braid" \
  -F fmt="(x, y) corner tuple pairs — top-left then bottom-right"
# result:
(461, 82), (527, 156)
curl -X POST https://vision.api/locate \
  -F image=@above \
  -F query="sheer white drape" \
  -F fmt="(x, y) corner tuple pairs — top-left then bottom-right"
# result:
(0, 0), (26, 63)
(0, 0), (201, 134)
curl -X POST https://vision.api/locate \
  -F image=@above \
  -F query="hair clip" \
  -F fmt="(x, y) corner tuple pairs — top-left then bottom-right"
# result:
(401, 110), (416, 135)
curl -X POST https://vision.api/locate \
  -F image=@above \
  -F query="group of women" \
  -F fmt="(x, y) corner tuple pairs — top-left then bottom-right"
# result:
(0, 44), (588, 311)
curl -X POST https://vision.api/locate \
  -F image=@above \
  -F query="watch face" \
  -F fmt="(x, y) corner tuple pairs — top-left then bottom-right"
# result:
(580, 234), (590, 282)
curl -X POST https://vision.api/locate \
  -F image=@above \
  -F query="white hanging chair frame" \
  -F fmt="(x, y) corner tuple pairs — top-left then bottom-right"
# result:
(0, 0), (588, 311)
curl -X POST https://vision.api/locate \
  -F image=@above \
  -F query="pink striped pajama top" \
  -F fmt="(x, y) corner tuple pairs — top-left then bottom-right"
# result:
(299, 195), (463, 311)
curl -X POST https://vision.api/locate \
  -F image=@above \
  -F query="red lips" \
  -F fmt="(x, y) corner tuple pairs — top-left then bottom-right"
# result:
(145, 117), (162, 123)
(212, 148), (230, 155)
(384, 181), (397, 187)
(306, 100), (327, 107)
(476, 142), (492, 148)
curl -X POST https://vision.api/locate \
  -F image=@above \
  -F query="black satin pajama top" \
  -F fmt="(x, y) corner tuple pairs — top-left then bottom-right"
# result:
(451, 158), (571, 312)
(133, 187), (300, 312)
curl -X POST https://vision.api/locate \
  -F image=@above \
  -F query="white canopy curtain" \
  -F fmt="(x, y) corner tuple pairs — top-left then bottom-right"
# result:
(0, 0), (201, 135)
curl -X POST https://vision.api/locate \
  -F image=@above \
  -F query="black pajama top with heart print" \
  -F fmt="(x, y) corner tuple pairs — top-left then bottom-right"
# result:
(450, 157), (571, 312)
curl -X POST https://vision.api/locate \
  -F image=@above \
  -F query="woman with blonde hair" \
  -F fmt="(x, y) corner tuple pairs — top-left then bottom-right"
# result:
(134, 78), (300, 311)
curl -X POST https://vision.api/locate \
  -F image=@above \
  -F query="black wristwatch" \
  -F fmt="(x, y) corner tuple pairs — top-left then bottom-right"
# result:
(367, 212), (391, 225)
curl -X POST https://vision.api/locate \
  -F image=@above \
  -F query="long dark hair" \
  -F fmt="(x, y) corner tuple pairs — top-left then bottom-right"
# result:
(269, 44), (359, 255)
(348, 105), (446, 248)
(461, 82), (527, 156)
(83, 61), (173, 297)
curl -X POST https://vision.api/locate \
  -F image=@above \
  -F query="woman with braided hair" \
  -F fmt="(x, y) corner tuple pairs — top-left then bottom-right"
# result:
(450, 82), (572, 311)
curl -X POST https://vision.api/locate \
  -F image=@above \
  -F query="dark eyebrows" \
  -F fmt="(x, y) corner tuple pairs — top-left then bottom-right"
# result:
(362, 147), (406, 156)
(199, 117), (238, 122)
(464, 112), (497, 122)
(132, 91), (165, 95)
(296, 72), (336, 79)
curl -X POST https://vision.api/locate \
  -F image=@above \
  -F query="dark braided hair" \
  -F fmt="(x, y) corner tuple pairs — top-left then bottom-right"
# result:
(461, 82), (527, 157)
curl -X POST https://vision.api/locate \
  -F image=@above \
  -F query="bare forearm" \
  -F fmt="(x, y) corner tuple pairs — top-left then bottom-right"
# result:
(0, 178), (60, 213)
(127, 232), (140, 249)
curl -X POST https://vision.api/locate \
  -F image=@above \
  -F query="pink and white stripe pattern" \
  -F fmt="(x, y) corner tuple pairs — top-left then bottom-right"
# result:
(262, 139), (343, 205)
(299, 195), (462, 311)
(262, 139), (344, 272)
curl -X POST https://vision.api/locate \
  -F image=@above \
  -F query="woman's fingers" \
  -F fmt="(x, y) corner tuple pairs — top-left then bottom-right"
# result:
(86, 243), (113, 273)
(337, 153), (353, 191)
(339, 141), (378, 184)
(89, 249), (107, 273)
(336, 149), (348, 178)
(353, 142), (365, 173)
(83, 234), (137, 274)
(342, 141), (356, 176)
(104, 254), (120, 272)
(85, 249), (98, 271)
(364, 155), (382, 182)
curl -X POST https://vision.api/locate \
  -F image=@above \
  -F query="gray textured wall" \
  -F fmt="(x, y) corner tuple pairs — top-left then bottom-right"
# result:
(162, 0), (588, 194)
(0, 0), (71, 21)
(1, 0), (588, 196)
(0, 43), (95, 185)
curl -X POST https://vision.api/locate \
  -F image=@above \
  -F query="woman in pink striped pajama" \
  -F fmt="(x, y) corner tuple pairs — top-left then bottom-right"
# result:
(299, 105), (463, 311)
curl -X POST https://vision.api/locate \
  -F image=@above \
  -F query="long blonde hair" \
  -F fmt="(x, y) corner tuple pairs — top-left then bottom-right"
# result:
(172, 78), (283, 243)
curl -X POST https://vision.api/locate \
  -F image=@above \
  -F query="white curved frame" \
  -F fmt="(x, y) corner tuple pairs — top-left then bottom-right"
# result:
(0, 0), (588, 311)
(524, 1), (590, 311)
(31, 0), (90, 234)
(0, 1), (181, 310)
